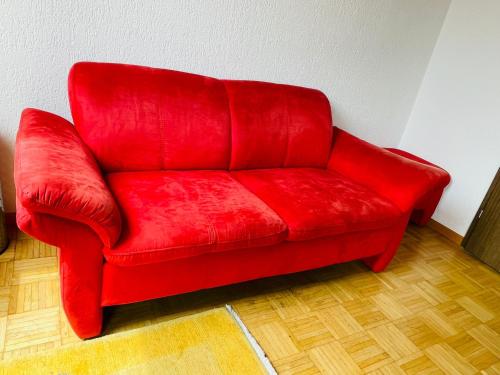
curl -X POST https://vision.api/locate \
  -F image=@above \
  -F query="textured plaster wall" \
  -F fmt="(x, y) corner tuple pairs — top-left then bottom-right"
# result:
(0, 0), (449, 212)
(399, 0), (500, 236)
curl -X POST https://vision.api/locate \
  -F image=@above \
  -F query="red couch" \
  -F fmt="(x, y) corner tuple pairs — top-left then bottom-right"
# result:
(14, 62), (450, 339)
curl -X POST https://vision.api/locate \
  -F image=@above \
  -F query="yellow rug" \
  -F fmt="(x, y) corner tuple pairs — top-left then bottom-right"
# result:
(0, 306), (272, 375)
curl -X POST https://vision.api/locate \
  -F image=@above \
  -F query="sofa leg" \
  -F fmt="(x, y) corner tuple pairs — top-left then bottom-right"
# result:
(363, 216), (409, 272)
(61, 298), (102, 339)
(60, 246), (103, 339)
(18, 211), (106, 339)
(363, 251), (396, 272)
(59, 241), (104, 339)
(410, 188), (444, 226)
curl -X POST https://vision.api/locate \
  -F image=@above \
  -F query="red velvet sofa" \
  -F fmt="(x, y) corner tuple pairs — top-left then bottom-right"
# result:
(14, 62), (450, 338)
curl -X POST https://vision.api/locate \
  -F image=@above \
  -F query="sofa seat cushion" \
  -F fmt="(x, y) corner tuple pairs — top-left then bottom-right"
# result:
(105, 171), (287, 266)
(232, 168), (402, 241)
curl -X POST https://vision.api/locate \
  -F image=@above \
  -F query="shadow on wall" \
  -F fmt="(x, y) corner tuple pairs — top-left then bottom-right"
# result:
(0, 133), (15, 213)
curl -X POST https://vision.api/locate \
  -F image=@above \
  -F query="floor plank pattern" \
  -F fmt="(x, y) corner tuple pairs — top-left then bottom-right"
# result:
(0, 224), (498, 374)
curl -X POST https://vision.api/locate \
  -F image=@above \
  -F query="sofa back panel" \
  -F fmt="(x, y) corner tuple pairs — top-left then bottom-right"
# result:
(224, 80), (333, 170)
(69, 62), (231, 171)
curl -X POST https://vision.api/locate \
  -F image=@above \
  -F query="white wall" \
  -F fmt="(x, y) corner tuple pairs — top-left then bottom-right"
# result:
(399, 0), (500, 236)
(0, 0), (449, 212)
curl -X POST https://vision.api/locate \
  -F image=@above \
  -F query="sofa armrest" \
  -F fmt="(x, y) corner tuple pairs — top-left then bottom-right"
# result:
(327, 128), (450, 213)
(15, 108), (121, 247)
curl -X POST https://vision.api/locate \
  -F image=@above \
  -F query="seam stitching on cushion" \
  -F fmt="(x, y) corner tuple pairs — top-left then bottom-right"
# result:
(229, 172), (290, 233)
(104, 230), (287, 256)
(103, 236), (287, 266)
(289, 217), (402, 236)
(221, 80), (234, 170)
(282, 88), (291, 168)
(205, 209), (218, 247)
(324, 95), (335, 168)
(156, 72), (167, 170)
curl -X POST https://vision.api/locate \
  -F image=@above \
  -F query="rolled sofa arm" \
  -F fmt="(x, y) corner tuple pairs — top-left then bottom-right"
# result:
(15, 108), (121, 247)
(384, 148), (450, 225)
(328, 128), (450, 213)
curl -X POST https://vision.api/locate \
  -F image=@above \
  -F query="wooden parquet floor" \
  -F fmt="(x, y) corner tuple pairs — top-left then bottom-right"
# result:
(0, 224), (499, 374)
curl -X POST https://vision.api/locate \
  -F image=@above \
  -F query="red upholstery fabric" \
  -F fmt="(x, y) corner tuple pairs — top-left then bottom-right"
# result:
(69, 62), (231, 171)
(328, 128), (451, 213)
(14, 62), (451, 338)
(15, 108), (121, 247)
(385, 148), (443, 169)
(105, 171), (287, 266)
(224, 80), (333, 169)
(362, 213), (409, 272)
(232, 168), (401, 241)
(17, 203), (104, 339)
(385, 148), (450, 225)
(101, 223), (402, 306)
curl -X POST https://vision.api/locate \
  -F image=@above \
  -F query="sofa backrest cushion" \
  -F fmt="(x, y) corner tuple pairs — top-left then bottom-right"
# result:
(69, 62), (333, 172)
(225, 80), (333, 170)
(69, 62), (231, 171)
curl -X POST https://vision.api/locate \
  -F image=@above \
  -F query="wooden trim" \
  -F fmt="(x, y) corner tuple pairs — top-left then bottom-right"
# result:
(427, 219), (464, 246)
(5, 212), (16, 228)
(462, 167), (499, 249)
